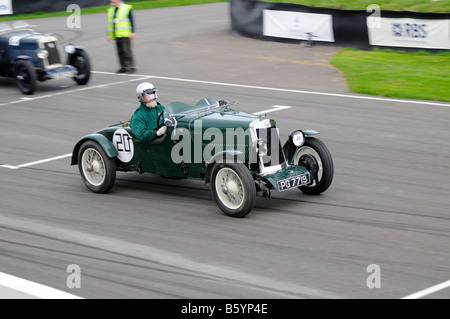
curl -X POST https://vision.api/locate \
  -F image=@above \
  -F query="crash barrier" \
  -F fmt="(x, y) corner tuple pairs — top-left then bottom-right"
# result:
(1, 0), (109, 15)
(230, 0), (450, 51)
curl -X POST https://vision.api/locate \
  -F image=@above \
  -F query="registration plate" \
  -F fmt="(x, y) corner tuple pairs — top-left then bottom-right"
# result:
(277, 173), (310, 191)
(51, 71), (75, 79)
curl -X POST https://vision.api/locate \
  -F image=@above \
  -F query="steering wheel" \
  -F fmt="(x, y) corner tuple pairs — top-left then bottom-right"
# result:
(156, 110), (165, 130)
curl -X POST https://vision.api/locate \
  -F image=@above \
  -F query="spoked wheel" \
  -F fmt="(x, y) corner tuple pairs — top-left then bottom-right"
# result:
(294, 137), (334, 195)
(70, 50), (91, 85)
(78, 140), (116, 193)
(211, 163), (256, 218)
(14, 59), (37, 95)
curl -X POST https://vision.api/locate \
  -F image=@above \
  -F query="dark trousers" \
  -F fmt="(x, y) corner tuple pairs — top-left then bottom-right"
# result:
(115, 37), (135, 70)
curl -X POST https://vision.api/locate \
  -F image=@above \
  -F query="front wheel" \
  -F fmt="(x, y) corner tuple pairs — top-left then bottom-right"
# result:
(69, 50), (91, 85)
(294, 137), (333, 195)
(14, 59), (37, 95)
(78, 140), (116, 193)
(211, 163), (256, 218)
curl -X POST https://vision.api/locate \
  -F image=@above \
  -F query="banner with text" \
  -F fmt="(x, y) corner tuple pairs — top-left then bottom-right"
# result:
(0, 0), (12, 15)
(368, 17), (450, 49)
(263, 10), (335, 42)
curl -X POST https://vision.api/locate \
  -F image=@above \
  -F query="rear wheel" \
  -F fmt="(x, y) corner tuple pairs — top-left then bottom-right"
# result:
(78, 140), (116, 193)
(70, 50), (91, 85)
(211, 163), (256, 218)
(294, 137), (333, 195)
(14, 59), (37, 95)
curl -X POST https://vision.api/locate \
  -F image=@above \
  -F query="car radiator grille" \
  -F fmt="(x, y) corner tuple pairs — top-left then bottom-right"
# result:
(256, 127), (286, 167)
(43, 41), (61, 65)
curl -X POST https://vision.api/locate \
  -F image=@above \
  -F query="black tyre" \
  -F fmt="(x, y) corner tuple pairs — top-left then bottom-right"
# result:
(78, 140), (116, 193)
(70, 50), (91, 85)
(294, 137), (334, 195)
(211, 163), (256, 218)
(14, 59), (37, 95)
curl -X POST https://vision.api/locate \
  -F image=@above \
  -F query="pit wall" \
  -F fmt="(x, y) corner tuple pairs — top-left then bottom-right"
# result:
(230, 0), (450, 51)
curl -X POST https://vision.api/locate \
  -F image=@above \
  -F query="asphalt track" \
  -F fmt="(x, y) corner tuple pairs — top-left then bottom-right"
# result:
(1, 3), (450, 300)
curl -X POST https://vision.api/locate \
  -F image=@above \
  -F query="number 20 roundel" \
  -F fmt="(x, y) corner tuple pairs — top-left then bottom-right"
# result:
(113, 128), (134, 163)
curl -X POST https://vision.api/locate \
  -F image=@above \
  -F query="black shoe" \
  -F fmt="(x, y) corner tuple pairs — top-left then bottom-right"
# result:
(125, 68), (135, 74)
(116, 68), (127, 73)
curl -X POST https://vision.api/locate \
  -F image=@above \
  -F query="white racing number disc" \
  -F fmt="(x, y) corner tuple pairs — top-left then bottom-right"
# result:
(112, 128), (134, 163)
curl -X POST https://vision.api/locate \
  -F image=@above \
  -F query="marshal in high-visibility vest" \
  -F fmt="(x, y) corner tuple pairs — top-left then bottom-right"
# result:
(107, 3), (133, 39)
(107, 0), (136, 74)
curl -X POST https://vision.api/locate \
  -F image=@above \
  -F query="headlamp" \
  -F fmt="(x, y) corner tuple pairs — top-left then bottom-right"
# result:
(64, 44), (76, 54)
(290, 130), (305, 147)
(36, 48), (49, 59)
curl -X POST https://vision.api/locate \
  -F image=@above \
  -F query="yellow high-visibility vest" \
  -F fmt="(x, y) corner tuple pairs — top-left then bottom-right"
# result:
(107, 4), (133, 39)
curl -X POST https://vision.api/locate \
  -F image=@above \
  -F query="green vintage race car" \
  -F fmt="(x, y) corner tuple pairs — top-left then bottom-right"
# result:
(71, 98), (333, 217)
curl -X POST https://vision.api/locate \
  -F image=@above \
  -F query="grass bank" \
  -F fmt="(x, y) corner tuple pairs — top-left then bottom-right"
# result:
(331, 49), (450, 102)
(0, 0), (227, 21)
(265, 0), (450, 13)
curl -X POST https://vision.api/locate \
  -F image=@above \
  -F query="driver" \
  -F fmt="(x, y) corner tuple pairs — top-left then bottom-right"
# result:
(130, 82), (167, 142)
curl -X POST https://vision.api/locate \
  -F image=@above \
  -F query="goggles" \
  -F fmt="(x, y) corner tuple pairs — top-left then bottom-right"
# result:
(143, 88), (158, 94)
(143, 90), (158, 100)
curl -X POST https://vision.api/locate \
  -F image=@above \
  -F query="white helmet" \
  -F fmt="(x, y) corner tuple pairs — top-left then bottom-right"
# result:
(136, 82), (158, 103)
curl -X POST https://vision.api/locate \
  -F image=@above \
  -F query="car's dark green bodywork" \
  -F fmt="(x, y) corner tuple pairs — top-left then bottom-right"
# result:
(72, 98), (334, 217)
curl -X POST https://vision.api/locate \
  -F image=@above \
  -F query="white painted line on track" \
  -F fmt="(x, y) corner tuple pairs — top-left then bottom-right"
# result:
(94, 71), (450, 108)
(3, 70), (448, 108)
(0, 272), (83, 299)
(401, 279), (450, 299)
(253, 105), (291, 115)
(150, 76), (450, 108)
(1, 153), (72, 170)
(1, 75), (151, 106)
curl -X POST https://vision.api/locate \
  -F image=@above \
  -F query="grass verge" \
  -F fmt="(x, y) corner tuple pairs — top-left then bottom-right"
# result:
(330, 49), (450, 102)
(264, 0), (450, 13)
(0, 0), (227, 21)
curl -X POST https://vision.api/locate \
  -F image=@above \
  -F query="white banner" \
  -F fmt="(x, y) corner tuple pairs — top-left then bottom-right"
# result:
(368, 17), (450, 49)
(0, 0), (12, 15)
(263, 10), (335, 42)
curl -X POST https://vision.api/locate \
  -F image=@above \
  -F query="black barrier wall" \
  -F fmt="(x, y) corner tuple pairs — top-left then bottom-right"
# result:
(11, 0), (109, 15)
(230, 0), (450, 51)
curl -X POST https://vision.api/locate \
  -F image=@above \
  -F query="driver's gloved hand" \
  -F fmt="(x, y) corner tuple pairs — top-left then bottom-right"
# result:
(157, 125), (167, 136)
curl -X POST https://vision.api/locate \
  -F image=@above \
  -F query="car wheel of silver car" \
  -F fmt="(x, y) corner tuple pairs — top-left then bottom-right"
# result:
(78, 140), (116, 194)
(211, 163), (256, 218)
(294, 137), (334, 195)
(14, 59), (37, 95)
(71, 50), (91, 85)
